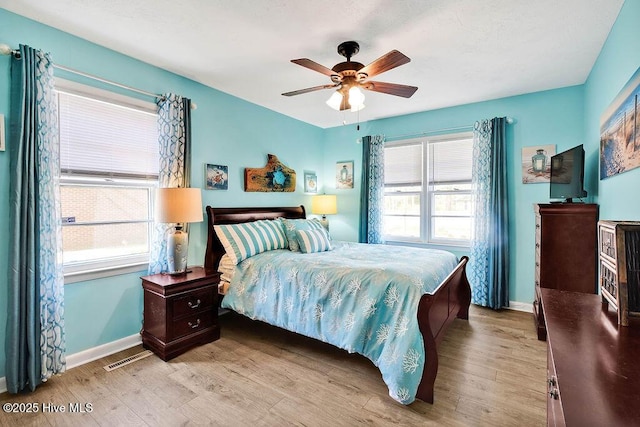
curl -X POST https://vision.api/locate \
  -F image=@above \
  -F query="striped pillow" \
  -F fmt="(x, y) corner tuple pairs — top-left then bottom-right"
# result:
(214, 219), (288, 264)
(296, 228), (332, 253)
(281, 218), (326, 252)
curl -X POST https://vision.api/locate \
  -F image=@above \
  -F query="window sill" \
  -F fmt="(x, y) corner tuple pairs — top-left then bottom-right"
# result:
(64, 262), (149, 284)
(384, 239), (470, 252)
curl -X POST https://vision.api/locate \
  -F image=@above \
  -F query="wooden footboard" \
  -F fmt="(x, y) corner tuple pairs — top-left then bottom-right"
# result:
(415, 255), (471, 403)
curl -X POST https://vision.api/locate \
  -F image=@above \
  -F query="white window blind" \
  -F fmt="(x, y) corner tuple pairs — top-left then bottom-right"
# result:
(383, 132), (473, 246)
(58, 91), (159, 178)
(384, 143), (422, 186)
(429, 138), (473, 184)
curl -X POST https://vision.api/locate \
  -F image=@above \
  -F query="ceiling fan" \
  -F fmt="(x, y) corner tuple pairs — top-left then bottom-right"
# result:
(282, 41), (418, 112)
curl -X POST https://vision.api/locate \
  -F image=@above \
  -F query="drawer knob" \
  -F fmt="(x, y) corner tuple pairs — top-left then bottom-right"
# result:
(188, 299), (201, 309)
(548, 376), (557, 387)
(549, 389), (559, 400)
(188, 319), (201, 329)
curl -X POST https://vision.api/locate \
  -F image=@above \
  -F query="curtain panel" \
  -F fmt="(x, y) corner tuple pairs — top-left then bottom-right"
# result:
(148, 94), (192, 274)
(469, 117), (509, 309)
(6, 44), (66, 393)
(359, 134), (385, 244)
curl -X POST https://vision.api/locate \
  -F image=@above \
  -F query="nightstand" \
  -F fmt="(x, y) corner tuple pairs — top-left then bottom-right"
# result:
(141, 266), (220, 361)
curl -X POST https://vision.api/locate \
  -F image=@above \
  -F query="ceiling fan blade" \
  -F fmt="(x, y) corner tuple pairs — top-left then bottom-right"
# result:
(291, 58), (338, 78)
(357, 50), (410, 79)
(282, 84), (338, 97)
(362, 81), (418, 98)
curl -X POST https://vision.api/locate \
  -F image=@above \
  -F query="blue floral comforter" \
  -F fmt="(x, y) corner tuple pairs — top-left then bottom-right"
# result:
(220, 241), (459, 404)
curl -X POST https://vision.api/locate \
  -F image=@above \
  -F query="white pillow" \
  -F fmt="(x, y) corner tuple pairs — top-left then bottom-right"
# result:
(217, 254), (236, 283)
(214, 219), (288, 264)
(296, 228), (332, 253)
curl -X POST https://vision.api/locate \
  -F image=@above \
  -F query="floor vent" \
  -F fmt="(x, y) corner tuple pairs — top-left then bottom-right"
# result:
(103, 350), (153, 372)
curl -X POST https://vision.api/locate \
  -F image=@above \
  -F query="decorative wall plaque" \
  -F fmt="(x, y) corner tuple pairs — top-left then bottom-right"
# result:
(244, 154), (296, 192)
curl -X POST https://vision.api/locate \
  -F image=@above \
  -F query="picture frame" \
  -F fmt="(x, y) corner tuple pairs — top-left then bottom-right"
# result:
(0, 114), (5, 152)
(304, 172), (317, 193)
(521, 144), (555, 183)
(600, 66), (640, 179)
(205, 163), (228, 190)
(336, 160), (354, 189)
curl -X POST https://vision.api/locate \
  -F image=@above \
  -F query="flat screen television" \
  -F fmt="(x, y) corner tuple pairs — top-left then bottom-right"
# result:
(550, 144), (587, 203)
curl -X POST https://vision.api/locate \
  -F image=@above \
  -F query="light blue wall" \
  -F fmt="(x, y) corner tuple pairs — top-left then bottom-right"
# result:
(322, 86), (586, 305)
(585, 0), (640, 220)
(0, 8), (323, 378)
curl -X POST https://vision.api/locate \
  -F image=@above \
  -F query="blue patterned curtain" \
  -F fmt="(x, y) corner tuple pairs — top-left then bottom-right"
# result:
(148, 94), (192, 274)
(359, 134), (385, 244)
(469, 117), (509, 309)
(6, 45), (66, 393)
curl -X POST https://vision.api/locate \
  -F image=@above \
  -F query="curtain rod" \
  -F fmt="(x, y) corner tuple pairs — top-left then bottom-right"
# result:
(0, 43), (197, 109)
(385, 117), (514, 141)
(54, 64), (160, 99)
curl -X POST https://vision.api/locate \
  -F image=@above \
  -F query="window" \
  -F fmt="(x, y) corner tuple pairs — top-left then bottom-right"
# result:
(56, 80), (159, 282)
(383, 132), (473, 246)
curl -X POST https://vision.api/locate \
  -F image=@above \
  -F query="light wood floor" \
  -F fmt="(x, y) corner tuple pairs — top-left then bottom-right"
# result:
(0, 305), (547, 426)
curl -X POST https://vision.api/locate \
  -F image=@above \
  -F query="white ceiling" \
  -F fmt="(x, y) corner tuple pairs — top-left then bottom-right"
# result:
(0, 0), (624, 128)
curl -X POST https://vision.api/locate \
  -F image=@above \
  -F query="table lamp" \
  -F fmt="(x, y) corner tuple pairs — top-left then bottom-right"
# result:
(155, 187), (203, 275)
(311, 194), (337, 230)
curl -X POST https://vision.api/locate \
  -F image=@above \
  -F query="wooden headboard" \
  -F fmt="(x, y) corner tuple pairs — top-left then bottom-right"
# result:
(204, 205), (306, 270)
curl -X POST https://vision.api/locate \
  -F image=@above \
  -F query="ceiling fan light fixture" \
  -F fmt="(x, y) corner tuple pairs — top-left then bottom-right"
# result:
(326, 91), (343, 110)
(348, 86), (365, 111)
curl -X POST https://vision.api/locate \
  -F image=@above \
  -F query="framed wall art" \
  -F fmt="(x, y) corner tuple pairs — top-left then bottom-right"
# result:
(522, 144), (555, 183)
(205, 164), (228, 190)
(304, 172), (317, 193)
(336, 160), (354, 189)
(600, 66), (640, 179)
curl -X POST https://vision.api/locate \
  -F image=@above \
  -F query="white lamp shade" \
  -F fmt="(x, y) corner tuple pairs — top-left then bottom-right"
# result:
(348, 86), (365, 111)
(326, 91), (343, 110)
(312, 194), (338, 215)
(155, 187), (203, 223)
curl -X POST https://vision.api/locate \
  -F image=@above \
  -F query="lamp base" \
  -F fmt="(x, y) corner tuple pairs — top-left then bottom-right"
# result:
(167, 227), (189, 275)
(319, 215), (329, 231)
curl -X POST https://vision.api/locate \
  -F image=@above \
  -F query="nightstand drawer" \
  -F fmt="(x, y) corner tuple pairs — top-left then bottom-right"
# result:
(171, 311), (215, 340)
(172, 287), (216, 318)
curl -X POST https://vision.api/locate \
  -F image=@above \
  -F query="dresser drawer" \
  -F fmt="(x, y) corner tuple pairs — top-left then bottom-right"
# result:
(171, 287), (216, 319)
(600, 259), (619, 309)
(599, 223), (617, 263)
(171, 311), (215, 340)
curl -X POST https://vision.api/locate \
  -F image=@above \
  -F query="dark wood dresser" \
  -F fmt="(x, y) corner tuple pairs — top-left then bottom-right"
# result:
(533, 203), (598, 340)
(541, 288), (640, 426)
(141, 266), (220, 360)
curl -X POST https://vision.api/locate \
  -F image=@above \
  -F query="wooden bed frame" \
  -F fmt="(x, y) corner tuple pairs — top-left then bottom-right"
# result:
(204, 205), (471, 404)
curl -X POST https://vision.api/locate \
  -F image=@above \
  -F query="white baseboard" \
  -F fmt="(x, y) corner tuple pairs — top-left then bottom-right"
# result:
(506, 300), (533, 313)
(65, 334), (142, 370)
(0, 334), (141, 394)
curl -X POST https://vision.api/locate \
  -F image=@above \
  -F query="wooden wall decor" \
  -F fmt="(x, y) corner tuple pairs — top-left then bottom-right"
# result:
(244, 154), (296, 192)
